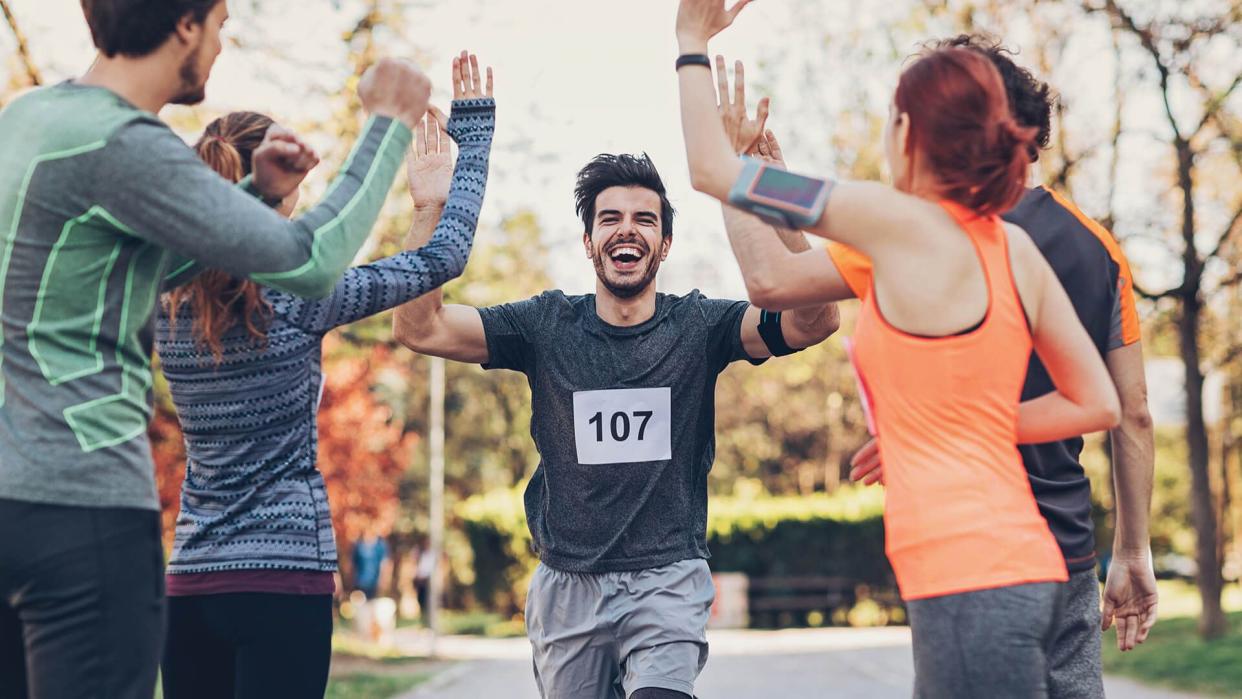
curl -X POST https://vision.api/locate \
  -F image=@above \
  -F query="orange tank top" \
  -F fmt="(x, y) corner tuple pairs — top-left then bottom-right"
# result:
(852, 201), (1068, 600)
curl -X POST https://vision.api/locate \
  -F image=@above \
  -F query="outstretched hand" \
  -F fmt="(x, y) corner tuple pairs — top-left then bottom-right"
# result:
(676, 0), (755, 45)
(451, 50), (493, 101)
(407, 107), (453, 210)
(715, 56), (769, 156)
(252, 124), (320, 204)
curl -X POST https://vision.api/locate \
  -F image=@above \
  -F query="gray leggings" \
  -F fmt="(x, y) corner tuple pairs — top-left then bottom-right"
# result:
(908, 581), (1067, 699)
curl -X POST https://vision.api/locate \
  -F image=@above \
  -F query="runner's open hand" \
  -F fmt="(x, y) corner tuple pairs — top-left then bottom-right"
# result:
(1102, 552), (1159, 651)
(715, 56), (769, 156)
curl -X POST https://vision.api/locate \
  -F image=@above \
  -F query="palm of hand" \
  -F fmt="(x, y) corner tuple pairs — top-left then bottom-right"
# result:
(1106, 565), (1157, 614)
(408, 152), (453, 207)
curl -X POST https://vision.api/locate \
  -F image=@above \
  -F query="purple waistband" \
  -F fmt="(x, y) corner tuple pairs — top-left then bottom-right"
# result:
(166, 569), (336, 597)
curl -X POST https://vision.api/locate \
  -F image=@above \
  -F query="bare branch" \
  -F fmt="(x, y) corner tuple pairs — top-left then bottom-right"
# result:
(1207, 202), (1242, 261)
(0, 0), (40, 87)
(1194, 72), (1242, 138)
(1131, 277), (1181, 302)
(1087, 0), (1185, 144)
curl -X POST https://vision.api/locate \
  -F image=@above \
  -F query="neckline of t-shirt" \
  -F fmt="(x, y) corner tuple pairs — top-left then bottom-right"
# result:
(57, 79), (145, 113)
(585, 293), (670, 336)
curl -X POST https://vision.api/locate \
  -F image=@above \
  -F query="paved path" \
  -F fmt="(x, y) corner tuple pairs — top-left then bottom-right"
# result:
(393, 627), (1206, 698)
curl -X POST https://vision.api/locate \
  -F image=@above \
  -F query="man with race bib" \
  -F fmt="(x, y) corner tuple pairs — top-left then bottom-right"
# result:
(393, 152), (838, 698)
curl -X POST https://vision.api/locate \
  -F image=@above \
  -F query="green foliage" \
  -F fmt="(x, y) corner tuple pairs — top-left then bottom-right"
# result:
(1102, 611), (1242, 697)
(457, 485), (894, 617)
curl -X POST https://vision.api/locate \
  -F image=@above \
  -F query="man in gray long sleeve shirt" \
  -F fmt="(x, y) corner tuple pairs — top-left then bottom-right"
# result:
(0, 2), (430, 697)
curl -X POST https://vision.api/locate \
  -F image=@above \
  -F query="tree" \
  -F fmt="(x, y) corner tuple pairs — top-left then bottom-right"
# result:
(1079, 0), (1242, 639)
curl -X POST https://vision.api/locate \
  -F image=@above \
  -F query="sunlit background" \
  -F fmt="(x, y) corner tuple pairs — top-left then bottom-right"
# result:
(2, 1), (1241, 697)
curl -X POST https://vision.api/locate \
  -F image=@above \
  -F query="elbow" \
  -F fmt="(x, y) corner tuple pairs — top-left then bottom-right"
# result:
(1120, 402), (1154, 436)
(821, 306), (842, 339)
(392, 316), (427, 352)
(1096, 393), (1123, 432)
(688, 168), (728, 201)
(745, 273), (794, 312)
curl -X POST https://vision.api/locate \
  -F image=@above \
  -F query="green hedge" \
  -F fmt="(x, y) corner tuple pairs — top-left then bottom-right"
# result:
(458, 485), (895, 617)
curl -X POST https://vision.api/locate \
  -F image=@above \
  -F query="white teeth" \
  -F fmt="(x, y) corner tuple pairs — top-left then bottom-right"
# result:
(610, 246), (643, 259)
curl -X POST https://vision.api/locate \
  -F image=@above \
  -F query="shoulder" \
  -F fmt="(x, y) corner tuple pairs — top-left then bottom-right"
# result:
(1001, 220), (1043, 268)
(675, 289), (749, 322)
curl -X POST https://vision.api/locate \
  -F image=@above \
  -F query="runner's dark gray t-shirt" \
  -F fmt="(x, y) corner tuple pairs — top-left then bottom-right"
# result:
(479, 289), (760, 573)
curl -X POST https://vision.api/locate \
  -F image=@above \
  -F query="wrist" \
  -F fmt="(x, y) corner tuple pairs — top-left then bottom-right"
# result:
(413, 203), (444, 215)
(676, 36), (710, 55)
(1112, 544), (1151, 561)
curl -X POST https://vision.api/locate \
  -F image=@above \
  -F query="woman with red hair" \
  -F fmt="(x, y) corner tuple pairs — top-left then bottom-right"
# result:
(675, 2), (1120, 696)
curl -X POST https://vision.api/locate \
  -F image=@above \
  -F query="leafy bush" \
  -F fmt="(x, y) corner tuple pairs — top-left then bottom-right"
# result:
(458, 485), (895, 619)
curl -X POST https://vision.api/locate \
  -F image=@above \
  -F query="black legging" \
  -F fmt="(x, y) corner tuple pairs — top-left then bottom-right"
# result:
(0, 499), (164, 699)
(161, 592), (333, 699)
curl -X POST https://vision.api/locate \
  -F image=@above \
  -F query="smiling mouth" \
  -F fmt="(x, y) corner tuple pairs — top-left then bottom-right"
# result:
(607, 243), (646, 271)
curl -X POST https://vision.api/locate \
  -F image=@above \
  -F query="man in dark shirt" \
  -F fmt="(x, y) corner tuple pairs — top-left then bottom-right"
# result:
(394, 153), (838, 698)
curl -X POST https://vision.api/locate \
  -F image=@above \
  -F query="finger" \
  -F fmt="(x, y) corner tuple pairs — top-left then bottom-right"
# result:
(1113, 615), (1128, 651)
(469, 53), (482, 96)
(415, 117), (428, 157)
(756, 96), (770, 131)
(1100, 597), (1115, 631)
(486, 66), (494, 97)
(460, 50), (469, 95)
(757, 134), (771, 157)
(864, 470), (882, 486)
(451, 57), (463, 100)
(268, 141), (301, 161)
(734, 60), (746, 109)
(765, 129), (785, 162)
(851, 439), (879, 468)
(727, 0), (755, 22)
(1124, 614), (1139, 651)
(715, 55), (729, 107)
(1137, 602), (1158, 642)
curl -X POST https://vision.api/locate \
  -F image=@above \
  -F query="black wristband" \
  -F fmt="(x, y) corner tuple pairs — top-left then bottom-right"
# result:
(758, 309), (801, 357)
(675, 54), (712, 71)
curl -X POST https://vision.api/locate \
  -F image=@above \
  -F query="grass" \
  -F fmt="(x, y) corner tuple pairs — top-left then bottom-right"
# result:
(324, 671), (429, 699)
(1101, 580), (1242, 697)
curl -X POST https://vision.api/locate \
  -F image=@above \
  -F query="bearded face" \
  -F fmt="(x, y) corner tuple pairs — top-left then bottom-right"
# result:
(170, 1), (228, 105)
(583, 186), (671, 299)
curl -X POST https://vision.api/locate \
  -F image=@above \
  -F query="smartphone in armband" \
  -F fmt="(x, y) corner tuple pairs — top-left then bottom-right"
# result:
(726, 156), (832, 230)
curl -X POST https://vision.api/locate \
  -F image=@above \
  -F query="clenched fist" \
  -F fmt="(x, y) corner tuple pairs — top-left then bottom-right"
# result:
(358, 57), (432, 130)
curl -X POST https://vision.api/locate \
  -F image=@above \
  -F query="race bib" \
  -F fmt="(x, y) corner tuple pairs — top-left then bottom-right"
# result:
(572, 387), (672, 464)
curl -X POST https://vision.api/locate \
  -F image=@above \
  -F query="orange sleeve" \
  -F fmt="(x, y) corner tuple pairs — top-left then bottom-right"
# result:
(826, 242), (873, 299)
(1045, 189), (1141, 346)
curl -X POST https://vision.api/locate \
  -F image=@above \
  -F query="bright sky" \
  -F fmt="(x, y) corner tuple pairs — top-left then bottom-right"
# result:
(2, 0), (1236, 300)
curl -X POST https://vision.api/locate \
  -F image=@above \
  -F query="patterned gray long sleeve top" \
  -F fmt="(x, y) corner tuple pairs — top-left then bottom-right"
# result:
(156, 98), (494, 579)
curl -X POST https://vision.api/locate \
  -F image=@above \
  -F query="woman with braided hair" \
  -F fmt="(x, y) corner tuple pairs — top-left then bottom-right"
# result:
(156, 53), (495, 699)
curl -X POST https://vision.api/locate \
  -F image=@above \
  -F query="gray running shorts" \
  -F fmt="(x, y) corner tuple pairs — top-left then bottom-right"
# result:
(1047, 568), (1105, 698)
(908, 581), (1068, 699)
(525, 558), (714, 699)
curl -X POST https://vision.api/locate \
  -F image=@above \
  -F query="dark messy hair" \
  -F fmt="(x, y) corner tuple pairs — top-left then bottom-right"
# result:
(574, 153), (676, 238)
(80, 0), (221, 58)
(935, 34), (1055, 162)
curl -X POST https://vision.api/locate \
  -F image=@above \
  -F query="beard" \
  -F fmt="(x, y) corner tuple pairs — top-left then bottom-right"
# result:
(591, 246), (662, 299)
(170, 43), (209, 105)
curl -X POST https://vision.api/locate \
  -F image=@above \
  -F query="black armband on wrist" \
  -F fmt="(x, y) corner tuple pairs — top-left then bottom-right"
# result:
(675, 54), (711, 71)
(758, 309), (801, 357)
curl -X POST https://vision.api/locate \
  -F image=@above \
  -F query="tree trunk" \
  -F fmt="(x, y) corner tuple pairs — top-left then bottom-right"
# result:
(1182, 296), (1226, 638)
